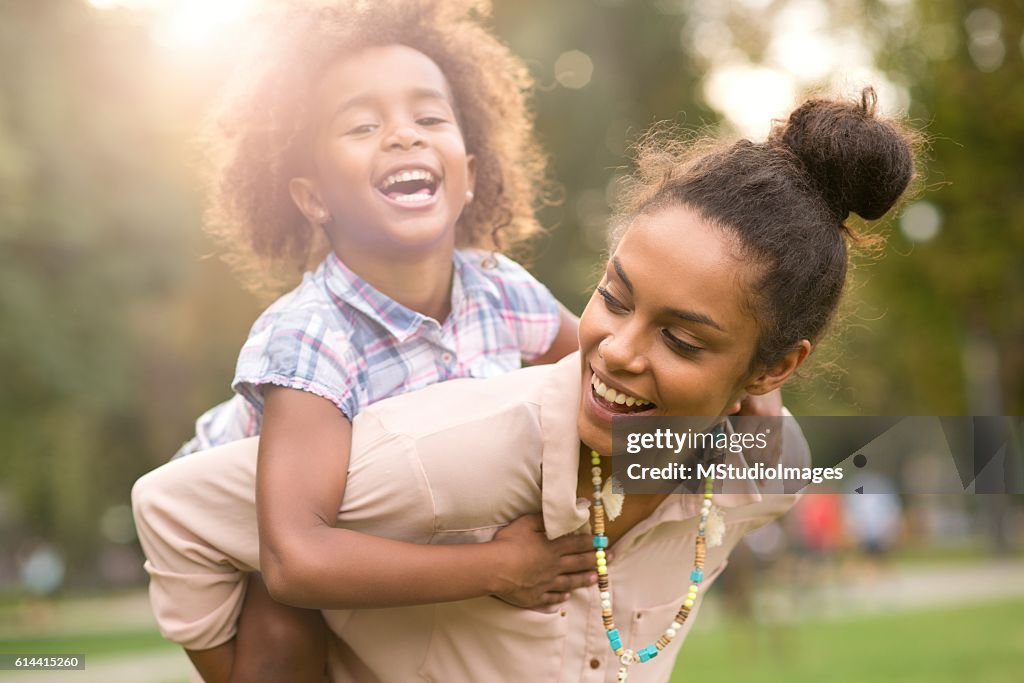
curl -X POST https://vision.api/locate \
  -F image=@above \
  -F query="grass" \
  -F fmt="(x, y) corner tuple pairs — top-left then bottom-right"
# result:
(670, 598), (1024, 683)
(1, 597), (1021, 682)
(0, 629), (173, 657)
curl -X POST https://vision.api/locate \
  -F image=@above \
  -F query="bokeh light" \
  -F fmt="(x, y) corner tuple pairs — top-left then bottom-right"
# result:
(554, 50), (594, 89)
(19, 544), (66, 595)
(900, 201), (943, 243)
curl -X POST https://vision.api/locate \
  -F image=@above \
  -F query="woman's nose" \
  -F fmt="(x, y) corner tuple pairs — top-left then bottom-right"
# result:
(599, 332), (647, 374)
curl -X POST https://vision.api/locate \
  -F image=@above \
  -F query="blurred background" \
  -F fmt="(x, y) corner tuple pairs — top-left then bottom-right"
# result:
(0, 0), (1021, 681)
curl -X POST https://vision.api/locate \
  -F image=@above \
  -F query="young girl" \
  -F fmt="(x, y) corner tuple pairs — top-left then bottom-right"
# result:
(134, 88), (918, 682)
(158, 1), (591, 680)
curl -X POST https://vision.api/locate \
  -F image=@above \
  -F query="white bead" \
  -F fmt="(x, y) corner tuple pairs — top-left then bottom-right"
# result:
(601, 599), (612, 609)
(666, 627), (677, 638)
(703, 499), (712, 509)
(592, 476), (603, 486)
(617, 669), (629, 681)
(600, 591), (610, 600)
(620, 650), (634, 665)
(672, 621), (683, 630)
(592, 466), (602, 476)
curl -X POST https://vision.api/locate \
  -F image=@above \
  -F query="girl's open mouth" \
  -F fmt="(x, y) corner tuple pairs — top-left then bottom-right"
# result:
(376, 168), (440, 208)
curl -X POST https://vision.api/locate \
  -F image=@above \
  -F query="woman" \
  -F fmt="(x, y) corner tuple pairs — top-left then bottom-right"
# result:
(133, 88), (916, 682)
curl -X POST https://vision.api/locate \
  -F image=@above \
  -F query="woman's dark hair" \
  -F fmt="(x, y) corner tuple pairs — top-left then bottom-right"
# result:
(204, 0), (547, 294)
(614, 87), (919, 370)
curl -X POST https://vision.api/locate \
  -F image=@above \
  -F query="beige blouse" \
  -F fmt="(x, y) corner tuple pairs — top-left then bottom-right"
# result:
(133, 353), (805, 682)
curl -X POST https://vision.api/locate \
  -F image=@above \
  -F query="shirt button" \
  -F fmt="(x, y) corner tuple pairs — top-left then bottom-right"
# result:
(589, 658), (601, 669)
(559, 609), (567, 617)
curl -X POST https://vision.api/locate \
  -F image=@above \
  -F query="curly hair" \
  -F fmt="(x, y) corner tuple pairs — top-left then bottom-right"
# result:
(203, 0), (548, 294)
(612, 88), (922, 371)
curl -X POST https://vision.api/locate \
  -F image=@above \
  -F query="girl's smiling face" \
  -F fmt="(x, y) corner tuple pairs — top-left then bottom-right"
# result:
(293, 44), (475, 258)
(577, 205), (787, 456)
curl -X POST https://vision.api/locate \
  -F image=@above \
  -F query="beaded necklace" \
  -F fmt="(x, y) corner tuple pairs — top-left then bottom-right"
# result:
(588, 449), (719, 682)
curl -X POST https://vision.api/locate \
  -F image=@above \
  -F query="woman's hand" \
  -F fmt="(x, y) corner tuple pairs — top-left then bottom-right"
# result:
(489, 514), (603, 611)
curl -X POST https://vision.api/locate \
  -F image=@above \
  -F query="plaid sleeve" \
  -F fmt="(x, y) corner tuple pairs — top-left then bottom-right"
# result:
(232, 310), (359, 420)
(171, 394), (261, 459)
(482, 253), (561, 362)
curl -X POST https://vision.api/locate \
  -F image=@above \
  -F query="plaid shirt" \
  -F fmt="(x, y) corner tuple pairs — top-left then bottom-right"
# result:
(173, 249), (560, 458)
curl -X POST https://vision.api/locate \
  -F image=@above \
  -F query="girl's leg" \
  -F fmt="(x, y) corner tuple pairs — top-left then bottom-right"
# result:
(132, 439), (264, 660)
(229, 573), (328, 683)
(186, 642), (235, 683)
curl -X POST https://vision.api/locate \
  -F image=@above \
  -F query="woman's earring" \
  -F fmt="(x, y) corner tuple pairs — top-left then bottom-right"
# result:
(465, 190), (474, 203)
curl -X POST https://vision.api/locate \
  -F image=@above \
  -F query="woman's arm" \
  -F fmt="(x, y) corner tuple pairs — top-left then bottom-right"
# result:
(257, 386), (595, 609)
(527, 303), (580, 366)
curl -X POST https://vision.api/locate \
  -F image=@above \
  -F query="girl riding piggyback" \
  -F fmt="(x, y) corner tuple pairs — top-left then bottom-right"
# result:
(152, 1), (590, 680)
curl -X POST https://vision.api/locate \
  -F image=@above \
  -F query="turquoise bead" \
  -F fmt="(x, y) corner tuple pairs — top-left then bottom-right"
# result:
(610, 638), (622, 651)
(690, 568), (704, 583)
(593, 536), (609, 548)
(637, 645), (658, 662)
(607, 628), (621, 642)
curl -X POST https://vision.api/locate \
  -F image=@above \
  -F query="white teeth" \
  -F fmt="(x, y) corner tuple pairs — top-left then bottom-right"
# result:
(392, 192), (431, 203)
(381, 169), (434, 191)
(590, 373), (649, 408)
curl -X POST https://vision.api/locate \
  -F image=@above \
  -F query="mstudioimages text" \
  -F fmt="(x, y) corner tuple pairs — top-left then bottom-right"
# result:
(625, 427), (769, 455)
(626, 462), (845, 485)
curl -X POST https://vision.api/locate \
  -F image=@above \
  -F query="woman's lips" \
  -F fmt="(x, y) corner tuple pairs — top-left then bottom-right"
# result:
(585, 370), (656, 424)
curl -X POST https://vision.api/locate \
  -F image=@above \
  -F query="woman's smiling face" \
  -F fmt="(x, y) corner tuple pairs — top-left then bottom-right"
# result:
(577, 204), (765, 456)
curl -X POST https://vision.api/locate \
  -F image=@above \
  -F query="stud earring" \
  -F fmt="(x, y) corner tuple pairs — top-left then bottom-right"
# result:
(465, 190), (474, 202)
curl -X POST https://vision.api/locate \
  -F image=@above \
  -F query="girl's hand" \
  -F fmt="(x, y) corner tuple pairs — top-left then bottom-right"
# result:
(490, 514), (605, 611)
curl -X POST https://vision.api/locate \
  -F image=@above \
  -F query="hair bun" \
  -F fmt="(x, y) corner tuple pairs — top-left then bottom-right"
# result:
(772, 87), (914, 221)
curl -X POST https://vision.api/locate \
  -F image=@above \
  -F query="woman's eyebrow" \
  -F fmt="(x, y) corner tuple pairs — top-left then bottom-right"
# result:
(612, 257), (724, 332)
(669, 307), (724, 332)
(611, 257), (634, 293)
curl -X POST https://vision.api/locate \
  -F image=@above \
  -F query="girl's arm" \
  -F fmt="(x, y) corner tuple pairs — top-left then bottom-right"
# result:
(257, 385), (595, 609)
(527, 303), (580, 366)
